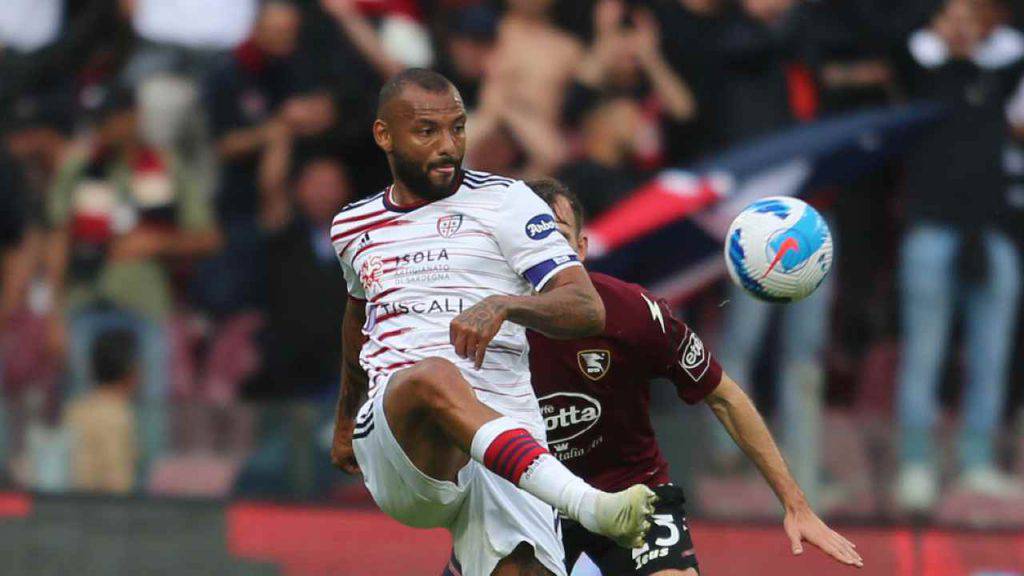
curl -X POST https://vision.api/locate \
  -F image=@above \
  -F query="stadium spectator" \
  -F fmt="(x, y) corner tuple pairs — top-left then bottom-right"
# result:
(206, 1), (335, 224)
(799, 0), (901, 395)
(468, 0), (583, 175)
(64, 328), (138, 493)
(556, 96), (644, 218)
(894, 0), (1024, 510)
(45, 86), (221, 478)
(253, 133), (351, 398)
(436, 4), (499, 110)
(199, 0), (335, 314)
(320, 0), (433, 78)
(567, 0), (696, 130)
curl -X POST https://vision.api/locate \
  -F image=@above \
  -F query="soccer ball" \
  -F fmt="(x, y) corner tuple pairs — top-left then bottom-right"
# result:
(724, 196), (833, 303)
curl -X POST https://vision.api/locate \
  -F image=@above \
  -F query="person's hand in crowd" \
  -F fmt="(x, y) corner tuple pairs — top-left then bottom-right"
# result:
(279, 95), (336, 137)
(320, 0), (358, 20)
(594, 0), (626, 40)
(578, 0), (631, 87)
(109, 229), (172, 262)
(630, 8), (661, 66)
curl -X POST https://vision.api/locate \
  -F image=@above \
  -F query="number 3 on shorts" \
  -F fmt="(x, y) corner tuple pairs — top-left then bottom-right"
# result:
(652, 514), (681, 547)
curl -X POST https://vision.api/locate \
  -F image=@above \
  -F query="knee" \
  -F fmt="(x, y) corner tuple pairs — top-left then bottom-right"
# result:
(405, 357), (468, 412)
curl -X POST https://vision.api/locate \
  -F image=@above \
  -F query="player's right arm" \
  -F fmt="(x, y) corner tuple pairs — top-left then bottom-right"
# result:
(330, 296), (368, 474)
(630, 288), (862, 567)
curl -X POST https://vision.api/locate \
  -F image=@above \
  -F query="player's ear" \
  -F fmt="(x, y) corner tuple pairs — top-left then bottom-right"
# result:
(372, 119), (392, 152)
(578, 232), (589, 262)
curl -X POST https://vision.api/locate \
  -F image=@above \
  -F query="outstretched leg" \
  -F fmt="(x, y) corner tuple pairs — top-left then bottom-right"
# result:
(382, 357), (655, 548)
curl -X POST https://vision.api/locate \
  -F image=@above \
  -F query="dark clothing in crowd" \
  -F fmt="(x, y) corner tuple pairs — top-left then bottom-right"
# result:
(205, 42), (319, 223)
(657, 3), (801, 161)
(713, 8), (802, 145)
(897, 28), (1024, 231)
(557, 159), (640, 220)
(655, 2), (729, 163)
(249, 217), (346, 398)
(0, 154), (27, 249)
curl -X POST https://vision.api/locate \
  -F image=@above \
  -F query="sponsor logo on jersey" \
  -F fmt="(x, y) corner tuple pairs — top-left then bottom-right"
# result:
(359, 255), (384, 291)
(393, 249), (451, 285)
(576, 349), (611, 381)
(376, 298), (466, 315)
(679, 333), (709, 381)
(525, 214), (557, 240)
(436, 214), (463, 238)
(397, 249), (449, 265)
(538, 392), (602, 444)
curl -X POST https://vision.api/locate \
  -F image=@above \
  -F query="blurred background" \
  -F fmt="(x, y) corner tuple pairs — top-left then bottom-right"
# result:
(1, 0), (1024, 574)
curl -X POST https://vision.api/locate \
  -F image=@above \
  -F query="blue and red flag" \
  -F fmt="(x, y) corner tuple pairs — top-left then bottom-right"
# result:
(586, 104), (946, 305)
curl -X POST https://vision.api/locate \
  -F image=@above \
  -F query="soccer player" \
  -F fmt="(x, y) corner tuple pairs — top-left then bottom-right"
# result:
(329, 69), (657, 576)
(451, 179), (862, 575)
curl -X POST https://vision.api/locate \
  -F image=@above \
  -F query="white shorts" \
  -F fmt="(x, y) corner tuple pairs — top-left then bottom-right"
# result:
(353, 381), (567, 576)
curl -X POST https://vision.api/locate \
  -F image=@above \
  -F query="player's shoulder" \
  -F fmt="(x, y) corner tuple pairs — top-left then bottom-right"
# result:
(331, 190), (387, 228)
(589, 272), (668, 337)
(335, 189), (387, 217)
(589, 272), (650, 305)
(461, 169), (517, 191)
(458, 170), (537, 216)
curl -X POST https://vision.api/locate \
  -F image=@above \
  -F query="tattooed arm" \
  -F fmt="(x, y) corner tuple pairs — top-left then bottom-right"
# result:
(450, 265), (604, 368)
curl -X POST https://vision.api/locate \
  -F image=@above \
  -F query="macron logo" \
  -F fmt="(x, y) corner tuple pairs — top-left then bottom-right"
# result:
(641, 293), (665, 333)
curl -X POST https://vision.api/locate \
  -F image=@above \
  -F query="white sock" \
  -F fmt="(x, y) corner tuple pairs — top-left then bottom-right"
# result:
(470, 416), (602, 530)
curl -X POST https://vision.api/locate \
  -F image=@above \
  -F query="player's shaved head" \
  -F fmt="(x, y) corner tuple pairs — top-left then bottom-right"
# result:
(377, 68), (459, 119)
(373, 69), (467, 201)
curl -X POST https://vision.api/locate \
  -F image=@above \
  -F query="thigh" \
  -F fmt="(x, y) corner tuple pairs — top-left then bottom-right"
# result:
(383, 364), (470, 484)
(595, 485), (699, 576)
(352, 391), (471, 529)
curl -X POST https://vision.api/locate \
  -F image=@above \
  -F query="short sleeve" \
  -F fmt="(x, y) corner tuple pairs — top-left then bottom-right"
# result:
(337, 251), (367, 301)
(636, 291), (722, 404)
(491, 181), (581, 291)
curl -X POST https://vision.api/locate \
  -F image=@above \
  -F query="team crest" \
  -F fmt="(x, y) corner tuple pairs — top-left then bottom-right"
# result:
(436, 214), (463, 238)
(359, 256), (384, 291)
(577, 350), (611, 381)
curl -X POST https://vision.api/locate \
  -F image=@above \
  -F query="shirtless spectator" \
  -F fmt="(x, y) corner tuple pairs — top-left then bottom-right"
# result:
(469, 0), (583, 175)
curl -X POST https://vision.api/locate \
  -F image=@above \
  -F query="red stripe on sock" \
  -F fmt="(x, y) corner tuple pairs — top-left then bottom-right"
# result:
(483, 428), (548, 485)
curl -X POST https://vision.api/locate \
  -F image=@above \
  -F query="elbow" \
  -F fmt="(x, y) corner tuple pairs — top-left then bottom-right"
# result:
(582, 293), (605, 337)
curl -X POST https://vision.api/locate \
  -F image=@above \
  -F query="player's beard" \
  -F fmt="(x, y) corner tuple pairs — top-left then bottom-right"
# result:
(391, 148), (460, 202)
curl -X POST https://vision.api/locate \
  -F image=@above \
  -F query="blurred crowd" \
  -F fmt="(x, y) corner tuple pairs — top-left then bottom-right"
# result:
(1, 0), (1024, 520)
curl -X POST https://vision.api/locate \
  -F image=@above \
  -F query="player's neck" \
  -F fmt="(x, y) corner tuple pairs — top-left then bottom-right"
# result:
(389, 174), (460, 210)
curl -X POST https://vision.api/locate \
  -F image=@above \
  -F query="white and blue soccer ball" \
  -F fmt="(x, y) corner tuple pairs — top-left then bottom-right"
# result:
(724, 196), (833, 303)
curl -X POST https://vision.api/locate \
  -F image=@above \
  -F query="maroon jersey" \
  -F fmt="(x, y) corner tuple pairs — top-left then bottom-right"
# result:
(528, 272), (722, 492)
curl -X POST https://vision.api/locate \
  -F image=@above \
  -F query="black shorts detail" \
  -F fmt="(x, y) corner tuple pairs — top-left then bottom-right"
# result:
(563, 484), (698, 575)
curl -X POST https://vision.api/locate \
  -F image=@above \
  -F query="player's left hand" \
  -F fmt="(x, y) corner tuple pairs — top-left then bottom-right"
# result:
(450, 296), (509, 369)
(784, 504), (863, 568)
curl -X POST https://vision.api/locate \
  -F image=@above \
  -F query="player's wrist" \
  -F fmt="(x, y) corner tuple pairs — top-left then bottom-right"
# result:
(487, 295), (512, 323)
(783, 493), (811, 515)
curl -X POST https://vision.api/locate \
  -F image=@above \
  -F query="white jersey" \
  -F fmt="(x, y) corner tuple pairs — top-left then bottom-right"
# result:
(331, 170), (581, 432)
